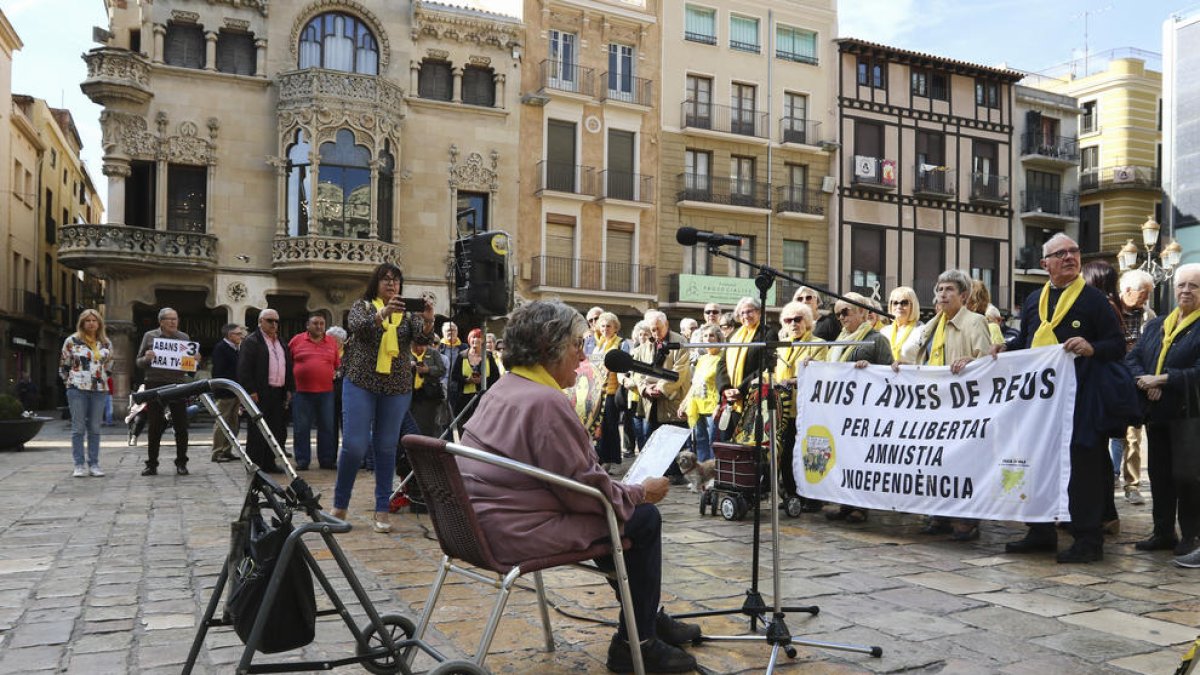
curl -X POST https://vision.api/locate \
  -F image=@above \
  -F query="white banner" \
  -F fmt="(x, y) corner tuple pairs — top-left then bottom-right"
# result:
(793, 347), (1076, 522)
(151, 337), (200, 372)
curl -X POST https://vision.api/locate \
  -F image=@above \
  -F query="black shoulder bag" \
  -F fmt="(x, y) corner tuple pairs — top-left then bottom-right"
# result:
(226, 510), (316, 653)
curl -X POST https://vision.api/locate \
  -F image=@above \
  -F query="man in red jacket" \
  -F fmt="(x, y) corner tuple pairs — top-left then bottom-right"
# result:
(288, 313), (340, 470)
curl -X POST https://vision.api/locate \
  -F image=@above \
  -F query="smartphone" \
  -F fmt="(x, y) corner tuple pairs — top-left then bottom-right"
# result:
(401, 297), (427, 312)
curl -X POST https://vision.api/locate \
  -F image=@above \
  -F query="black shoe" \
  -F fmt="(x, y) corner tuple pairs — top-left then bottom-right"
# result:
(1056, 542), (1103, 563)
(176, 464), (189, 476)
(141, 466), (157, 476)
(1174, 536), (1199, 556)
(655, 609), (701, 647)
(211, 452), (236, 463)
(606, 636), (696, 674)
(920, 518), (953, 535)
(1004, 535), (1056, 554)
(1134, 533), (1179, 551)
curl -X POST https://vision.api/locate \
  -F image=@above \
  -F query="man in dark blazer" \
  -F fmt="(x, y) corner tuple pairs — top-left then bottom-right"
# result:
(237, 309), (294, 473)
(209, 323), (244, 462)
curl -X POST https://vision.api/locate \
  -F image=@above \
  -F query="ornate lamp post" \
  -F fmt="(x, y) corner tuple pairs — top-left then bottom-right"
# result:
(1118, 215), (1184, 310)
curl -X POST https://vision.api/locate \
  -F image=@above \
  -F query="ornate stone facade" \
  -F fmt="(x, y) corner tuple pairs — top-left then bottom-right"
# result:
(58, 224), (219, 277)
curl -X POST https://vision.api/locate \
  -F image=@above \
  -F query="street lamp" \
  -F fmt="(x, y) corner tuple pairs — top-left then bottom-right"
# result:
(1117, 215), (1181, 286)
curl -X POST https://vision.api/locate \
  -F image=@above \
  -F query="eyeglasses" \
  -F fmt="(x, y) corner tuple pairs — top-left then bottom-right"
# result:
(587, 317), (598, 324)
(262, 318), (278, 324)
(704, 309), (720, 315)
(380, 276), (401, 284)
(781, 316), (802, 324)
(573, 336), (586, 350)
(890, 299), (911, 307)
(1043, 247), (1081, 261)
(836, 308), (852, 319)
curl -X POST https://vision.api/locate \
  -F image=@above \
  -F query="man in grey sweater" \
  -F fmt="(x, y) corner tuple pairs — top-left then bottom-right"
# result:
(135, 307), (194, 476)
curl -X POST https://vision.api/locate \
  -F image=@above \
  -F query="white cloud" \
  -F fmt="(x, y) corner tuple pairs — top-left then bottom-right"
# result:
(837, 0), (922, 43)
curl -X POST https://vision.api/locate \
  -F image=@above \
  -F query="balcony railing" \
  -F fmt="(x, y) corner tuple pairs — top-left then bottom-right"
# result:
(539, 59), (594, 96)
(58, 223), (219, 274)
(684, 31), (717, 45)
(537, 160), (598, 196)
(598, 170), (653, 203)
(681, 100), (769, 138)
(913, 166), (956, 198)
(851, 156), (897, 189)
(774, 186), (826, 216)
(531, 255), (656, 295)
(730, 40), (761, 54)
(1079, 165), (1161, 192)
(272, 234), (399, 278)
(780, 117), (822, 145)
(277, 68), (405, 111)
(676, 173), (770, 209)
(600, 72), (653, 107)
(1020, 132), (1079, 162)
(1020, 190), (1079, 218)
(776, 49), (818, 65)
(969, 173), (1009, 205)
(81, 47), (153, 106)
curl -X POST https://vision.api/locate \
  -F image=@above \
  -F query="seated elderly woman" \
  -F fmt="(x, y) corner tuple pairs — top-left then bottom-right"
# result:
(457, 300), (700, 673)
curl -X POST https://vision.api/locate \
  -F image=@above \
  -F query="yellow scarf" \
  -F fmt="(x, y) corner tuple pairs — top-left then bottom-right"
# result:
(928, 313), (949, 366)
(685, 353), (721, 426)
(461, 351), (489, 393)
(1155, 308), (1200, 375)
(1032, 276), (1085, 347)
(412, 349), (425, 390)
(82, 334), (100, 359)
(597, 334), (621, 394)
(725, 323), (757, 387)
(440, 337), (461, 348)
(836, 323), (872, 362)
(371, 298), (403, 374)
(510, 363), (560, 389)
(888, 321), (915, 362)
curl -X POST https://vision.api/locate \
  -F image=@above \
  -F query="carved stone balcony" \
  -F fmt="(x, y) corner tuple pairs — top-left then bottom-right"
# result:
(81, 48), (153, 106)
(272, 234), (400, 292)
(276, 69), (406, 114)
(58, 224), (217, 278)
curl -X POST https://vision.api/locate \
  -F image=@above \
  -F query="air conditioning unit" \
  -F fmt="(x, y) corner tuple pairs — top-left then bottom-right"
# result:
(821, 176), (837, 193)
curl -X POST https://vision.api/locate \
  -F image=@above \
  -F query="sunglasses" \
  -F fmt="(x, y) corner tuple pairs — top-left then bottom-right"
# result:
(704, 309), (721, 315)
(836, 308), (852, 318)
(262, 318), (279, 324)
(781, 316), (802, 324)
(797, 295), (817, 302)
(890, 299), (911, 307)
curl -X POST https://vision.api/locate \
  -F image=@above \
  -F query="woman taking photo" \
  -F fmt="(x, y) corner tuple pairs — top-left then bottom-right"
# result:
(333, 263), (434, 533)
(450, 327), (500, 428)
(60, 309), (113, 477)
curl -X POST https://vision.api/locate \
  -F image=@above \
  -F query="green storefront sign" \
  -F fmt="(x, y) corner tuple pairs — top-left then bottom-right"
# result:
(676, 274), (777, 305)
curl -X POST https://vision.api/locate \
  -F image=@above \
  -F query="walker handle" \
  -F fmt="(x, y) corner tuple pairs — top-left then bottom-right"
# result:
(133, 380), (212, 404)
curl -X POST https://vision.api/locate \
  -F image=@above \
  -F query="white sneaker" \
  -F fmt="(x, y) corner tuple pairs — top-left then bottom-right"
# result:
(72, 465), (86, 477)
(1175, 547), (1200, 569)
(1125, 489), (1145, 505)
(88, 465), (105, 477)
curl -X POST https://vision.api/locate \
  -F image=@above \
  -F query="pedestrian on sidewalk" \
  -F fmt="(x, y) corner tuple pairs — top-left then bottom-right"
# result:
(289, 313), (339, 470)
(238, 309), (293, 474)
(209, 323), (244, 462)
(60, 309), (113, 477)
(135, 307), (196, 476)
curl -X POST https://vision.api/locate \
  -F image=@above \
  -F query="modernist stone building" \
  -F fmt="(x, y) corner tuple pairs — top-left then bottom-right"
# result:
(69, 0), (521, 410)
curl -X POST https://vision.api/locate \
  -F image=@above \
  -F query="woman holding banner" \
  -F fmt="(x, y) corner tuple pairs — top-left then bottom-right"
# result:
(715, 296), (772, 442)
(881, 286), (924, 364)
(776, 302), (827, 511)
(1127, 262), (1200, 566)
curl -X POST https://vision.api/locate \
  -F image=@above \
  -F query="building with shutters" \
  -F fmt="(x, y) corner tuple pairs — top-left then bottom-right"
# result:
(1162, 11), (1200, 269)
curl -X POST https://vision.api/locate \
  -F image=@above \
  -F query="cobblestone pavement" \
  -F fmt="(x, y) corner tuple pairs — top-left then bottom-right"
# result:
(1, 417), (1198, 674)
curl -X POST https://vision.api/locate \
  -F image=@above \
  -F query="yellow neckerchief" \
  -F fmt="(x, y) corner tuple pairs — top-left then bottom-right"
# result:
(461, 350), (489, 393)
(873, 318), (884, 331)
(440, 337), (461, 348)
(836, 323), (872, 362)
(888, 320), (916, 362)
(1156, 308), (1200, 375)
(371, 298), (403, 373)
(412, 349), (426, 390)
(928, 312), (950, 366)
(725, 322), (757, 387)
(81, 334), (100, 359)
(510, 363), (560, 389)
(1032, 275), (1085, 347)
(597, 334), (621, 394)
(987, 322), (1005, 346)
(685, 353), (721, 426)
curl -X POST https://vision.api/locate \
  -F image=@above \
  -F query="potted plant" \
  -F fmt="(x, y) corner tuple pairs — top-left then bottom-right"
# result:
(0, 393), (51, 451)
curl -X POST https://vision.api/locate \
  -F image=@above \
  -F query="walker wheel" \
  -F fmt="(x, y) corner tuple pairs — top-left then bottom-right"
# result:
(720, 495), (739, 521)
(428, 659), (489, 674)
(357, 612), (415, 675)
(699, 491), (711, 516)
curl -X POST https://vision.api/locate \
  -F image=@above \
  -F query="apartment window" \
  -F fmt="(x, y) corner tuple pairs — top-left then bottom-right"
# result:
(776, 24), (816, 64)
(914, 233), (943, 304)
(1081, 145), (1098, 190)
(851, 227), (884, 297)
(285, 129), (311, 236)
(546, 119), (577, 192)
(915, 130), (947, 193)
(456, 191), (489, 236)
(298, 12), (379, 74)
(685, 74), (712, 128)
(1025, 169), (1062, 213)
(975, 80), (999, 108)
(857, 57), (886, 89)
(782, 92), (809, 143)
(462, 65), (496, 106)
(126, 160), (156, 229)
(729, 234), (755, 277)
(683, 239), (712, 275)
(607, 129), (636, 200)
(1079, 204), (1101, 253)
(608, 43), (634, 99)
(684, 149), (712, 197)
(377, 143), (394, 242)
(972, 140), (1002, 200)
(606, 222), (635, 292)
(783, 163), (808, 210)
(49, 149), (57, 168)
(1080, 100), (1097, 134)
(548, 30), (577, 91)
(782, 239), (808, 279)
(911, 69), (947, 101)
(12, 159), (21, 204)
(970, 239), (999, 305)
(544, 215), (576, 286)
(730, 155), (756, 203)
(44, 203), (56, 245)
(911, 70), (927, 97)
(418, 59), (452, 101)
(684, 5), (717, 45)
(855, 120), (883, 159)
(164, 22), (205, 69)
(729, 15), (759, 53)
(731, 82), (757, 136)
(316, 129), (372, 239)
(167, 164), (207, 233)
(216, 29), (255, 75)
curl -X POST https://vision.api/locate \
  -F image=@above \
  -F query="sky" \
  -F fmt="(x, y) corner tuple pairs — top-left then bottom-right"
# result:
(0, 0), (1183, 204)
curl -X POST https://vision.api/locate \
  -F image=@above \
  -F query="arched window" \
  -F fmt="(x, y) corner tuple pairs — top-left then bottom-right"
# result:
(316, 130), (371, 238)
(298, 12), (379, 75)
(377, 143), (395, 243)
(285, 130), (311, 236)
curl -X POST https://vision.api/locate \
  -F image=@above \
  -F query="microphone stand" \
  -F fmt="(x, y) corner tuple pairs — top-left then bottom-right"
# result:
(673, 241), (883, 670)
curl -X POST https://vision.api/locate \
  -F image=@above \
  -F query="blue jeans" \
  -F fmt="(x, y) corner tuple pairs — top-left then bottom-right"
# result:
(335, 379), (411, 512)
(103, 394), (113, 425)
(1109, 438), (1122, 478)
(292, 390), (336, 468)
(632, 416), (651, 452)
(67, 388), (106, 467)
(691, 414), (715, 463)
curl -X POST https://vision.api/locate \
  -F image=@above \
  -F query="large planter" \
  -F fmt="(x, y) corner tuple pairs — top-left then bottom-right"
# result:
(0, 416), (51, 450)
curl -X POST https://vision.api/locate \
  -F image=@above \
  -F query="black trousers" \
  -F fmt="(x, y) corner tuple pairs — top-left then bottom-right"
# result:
(146, 397), (189, 469)
(1028, 439), (1112, 548)
(247, 386), (288, 471)
(1147, 423), (1200, 541)
(595, 504), (662, 642)
(597, 395), (622, 464)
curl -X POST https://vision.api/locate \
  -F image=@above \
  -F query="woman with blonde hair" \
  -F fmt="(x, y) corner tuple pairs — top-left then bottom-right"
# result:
(60, 309), (113, 477)
(881, 286), (924, 363)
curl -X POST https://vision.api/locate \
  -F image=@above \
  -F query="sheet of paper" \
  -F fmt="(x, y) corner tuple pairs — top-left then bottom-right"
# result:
(622, 425), (691, 485)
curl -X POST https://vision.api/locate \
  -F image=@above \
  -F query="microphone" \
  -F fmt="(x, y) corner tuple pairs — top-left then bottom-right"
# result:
(676, 227), (743, 248)
(603, 349), (679, 382)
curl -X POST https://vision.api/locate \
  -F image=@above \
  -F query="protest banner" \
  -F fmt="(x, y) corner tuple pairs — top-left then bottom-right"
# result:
(151, 337), (200, 372)
(793, 346), (1075, 522)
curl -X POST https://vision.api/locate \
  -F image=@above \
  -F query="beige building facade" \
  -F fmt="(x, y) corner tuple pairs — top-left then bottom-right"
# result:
(659, 0), (838, 315)
(70, 0), (521, 410)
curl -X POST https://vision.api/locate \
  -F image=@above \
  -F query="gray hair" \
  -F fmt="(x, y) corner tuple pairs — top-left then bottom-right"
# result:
(1175, 262), (1200, 285)
(781, 301), (814, 325)
(936, 269), (973, 296)
(680, 317), (699, 332)
(984, 304), (1003, 322)
(643, 309), (667, 328)
(326, 325), (347, 343)
(735, 296), (762, 314)
(1042, 232), (1077, 257)
(502, 300), (587, 369)
(157, 307), (177, 321)
(1120, 269), (1155, 293)
(597, 311), (620, 332)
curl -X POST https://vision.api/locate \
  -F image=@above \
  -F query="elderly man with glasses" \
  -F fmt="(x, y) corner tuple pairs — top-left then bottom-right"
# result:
(237, 309), (294, 474)
(702, 303), (723, 328)
(793, 286), (841, 341)
(1003, 233), (1125, 563)
(135, 307), (197, 475)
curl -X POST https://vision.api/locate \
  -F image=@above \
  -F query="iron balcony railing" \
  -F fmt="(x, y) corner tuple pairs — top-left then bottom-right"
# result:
(969, 173), (1009, 204)
(851, 156), (897, 188)
(684, 31), (717, 45)
(601, 72), (653, 106)
(730, 39), (760, 54)
(676, 173), (771, 209)
(776, 48), (818, 65)
(537, 160), (598, 196)
(1020, 132), (1080, 162)
(774, 186), (826, 216)
(681, 100), (769, 138)
(780, 117), (821, 145)
(531, 255), (656, 295)
(1020, 190), (1079, 218)
(598, 170), (653, 203)
(539, 59), (594, 96)
(1080, 165), (1161, 192)
(913, 166), (956, 198)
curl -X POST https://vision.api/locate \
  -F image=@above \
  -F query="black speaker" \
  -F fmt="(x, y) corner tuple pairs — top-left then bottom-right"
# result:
(454, 231), (511, 317)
